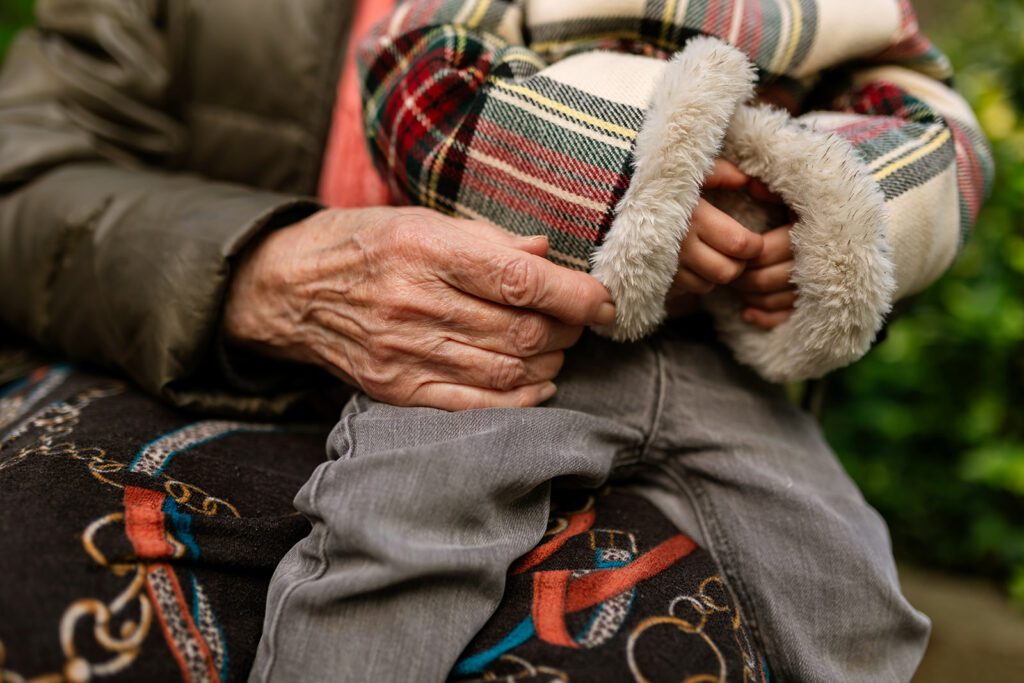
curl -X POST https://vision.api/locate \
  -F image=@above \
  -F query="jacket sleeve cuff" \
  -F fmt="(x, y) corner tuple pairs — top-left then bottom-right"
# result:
(704, 104), (895, 383)
(0, 162), (325, 415)
(158, 191), (327, 415)
(589, 36), (757, 341)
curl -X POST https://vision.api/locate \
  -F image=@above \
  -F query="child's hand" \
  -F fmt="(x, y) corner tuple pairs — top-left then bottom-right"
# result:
(730, 223), (796, 329)
(667, 161), (765, 312)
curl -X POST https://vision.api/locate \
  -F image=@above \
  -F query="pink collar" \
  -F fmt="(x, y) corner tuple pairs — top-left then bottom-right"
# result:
(318, 0), (396, 208)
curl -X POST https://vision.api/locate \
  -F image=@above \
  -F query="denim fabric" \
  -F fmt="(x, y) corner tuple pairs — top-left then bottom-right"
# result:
(251, 326), (929, 682)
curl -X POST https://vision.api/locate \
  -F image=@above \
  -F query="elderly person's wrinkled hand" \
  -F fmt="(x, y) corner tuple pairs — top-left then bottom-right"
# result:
(223, 207), (616, 411)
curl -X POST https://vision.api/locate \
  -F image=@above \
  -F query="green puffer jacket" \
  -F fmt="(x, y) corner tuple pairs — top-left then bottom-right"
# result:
(0, 0), (356, 414)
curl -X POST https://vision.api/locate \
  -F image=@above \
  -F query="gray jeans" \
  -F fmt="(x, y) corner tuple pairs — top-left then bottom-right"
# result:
(250, 325), (929, 682)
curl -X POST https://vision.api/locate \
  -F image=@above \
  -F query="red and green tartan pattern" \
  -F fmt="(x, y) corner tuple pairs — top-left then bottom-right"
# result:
(461, 73), (641, 269)
(527, 0), (818, 78)
(359, 0), (992, 272)
(867, 0), (953, 81)
(362, 21), (641, 268)
(826, 80), (994, 243)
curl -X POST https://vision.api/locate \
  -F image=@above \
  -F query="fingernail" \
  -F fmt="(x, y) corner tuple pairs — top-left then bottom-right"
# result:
(595, 302), (617, 325)
(516, 235), (548, 253)
(518, 234), (547, 246)
(540, 382), (557, 402)
(742, 309), (756, 323)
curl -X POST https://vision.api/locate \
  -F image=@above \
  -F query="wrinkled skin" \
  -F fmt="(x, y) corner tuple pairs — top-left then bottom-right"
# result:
(224, 165), (794, 411)
(224, 207), (615, 410)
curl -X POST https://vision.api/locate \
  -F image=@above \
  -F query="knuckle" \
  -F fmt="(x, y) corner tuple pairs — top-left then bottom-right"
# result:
(367, 337), (410, 372)
(730, 233), (749, 254)
(500, 258), (541, 307)
(710, 263), (739, 285)
(583, 279), (610, 309)
(489, 355), (527, 390)
(510, 314), (548, 355)
(360, 372), (398, 402)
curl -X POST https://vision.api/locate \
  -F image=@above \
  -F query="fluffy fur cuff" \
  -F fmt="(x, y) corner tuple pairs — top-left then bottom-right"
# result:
(590, 36), (756, 341)
(706, 105), (896, 382)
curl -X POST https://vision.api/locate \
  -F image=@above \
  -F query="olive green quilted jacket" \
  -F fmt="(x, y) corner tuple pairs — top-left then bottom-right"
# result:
(0, 0), (356, 413)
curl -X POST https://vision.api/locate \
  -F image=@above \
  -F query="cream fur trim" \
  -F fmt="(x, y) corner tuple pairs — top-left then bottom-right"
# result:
(590, 36), (756, 341)
(706, 104), (896, 382)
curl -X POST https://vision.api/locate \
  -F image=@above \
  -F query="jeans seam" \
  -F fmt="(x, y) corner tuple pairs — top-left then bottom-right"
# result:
(257, 393), (366, 680)
(655, 460), (782, 678)
(610, 447), (644, 471)
(638, 342), (667, 465)
(333, 392), (365, 460)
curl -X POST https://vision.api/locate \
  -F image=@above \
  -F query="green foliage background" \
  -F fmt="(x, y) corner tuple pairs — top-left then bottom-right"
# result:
(823, 0), (1024, 606)
(0, 0), (1021, 600)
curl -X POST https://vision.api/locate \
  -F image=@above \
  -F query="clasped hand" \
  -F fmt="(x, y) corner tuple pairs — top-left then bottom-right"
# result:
(224, 207), (614, 411)
(667, 159), (796, 327)
(224, 163), (794, 410)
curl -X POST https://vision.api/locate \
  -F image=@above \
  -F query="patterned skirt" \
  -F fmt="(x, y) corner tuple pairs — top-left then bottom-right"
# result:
(0, 365), (766, 682)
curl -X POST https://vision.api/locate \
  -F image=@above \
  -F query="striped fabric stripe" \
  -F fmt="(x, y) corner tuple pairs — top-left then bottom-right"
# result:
(124, 486), (176, 560)
(129, 421), (278, 477)
(123, 486), (227, 682)
(146, 564), (220, 683)
(825, 80), (992, 241)
(947, 117), (992, 240)
(190, 574), (230, 682)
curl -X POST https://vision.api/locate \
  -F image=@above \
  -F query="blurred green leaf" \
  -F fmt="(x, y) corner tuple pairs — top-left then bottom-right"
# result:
(1011, 566), (1024, 609)
(961, 443), (1024, 495)
(0, 0), (32, 60)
